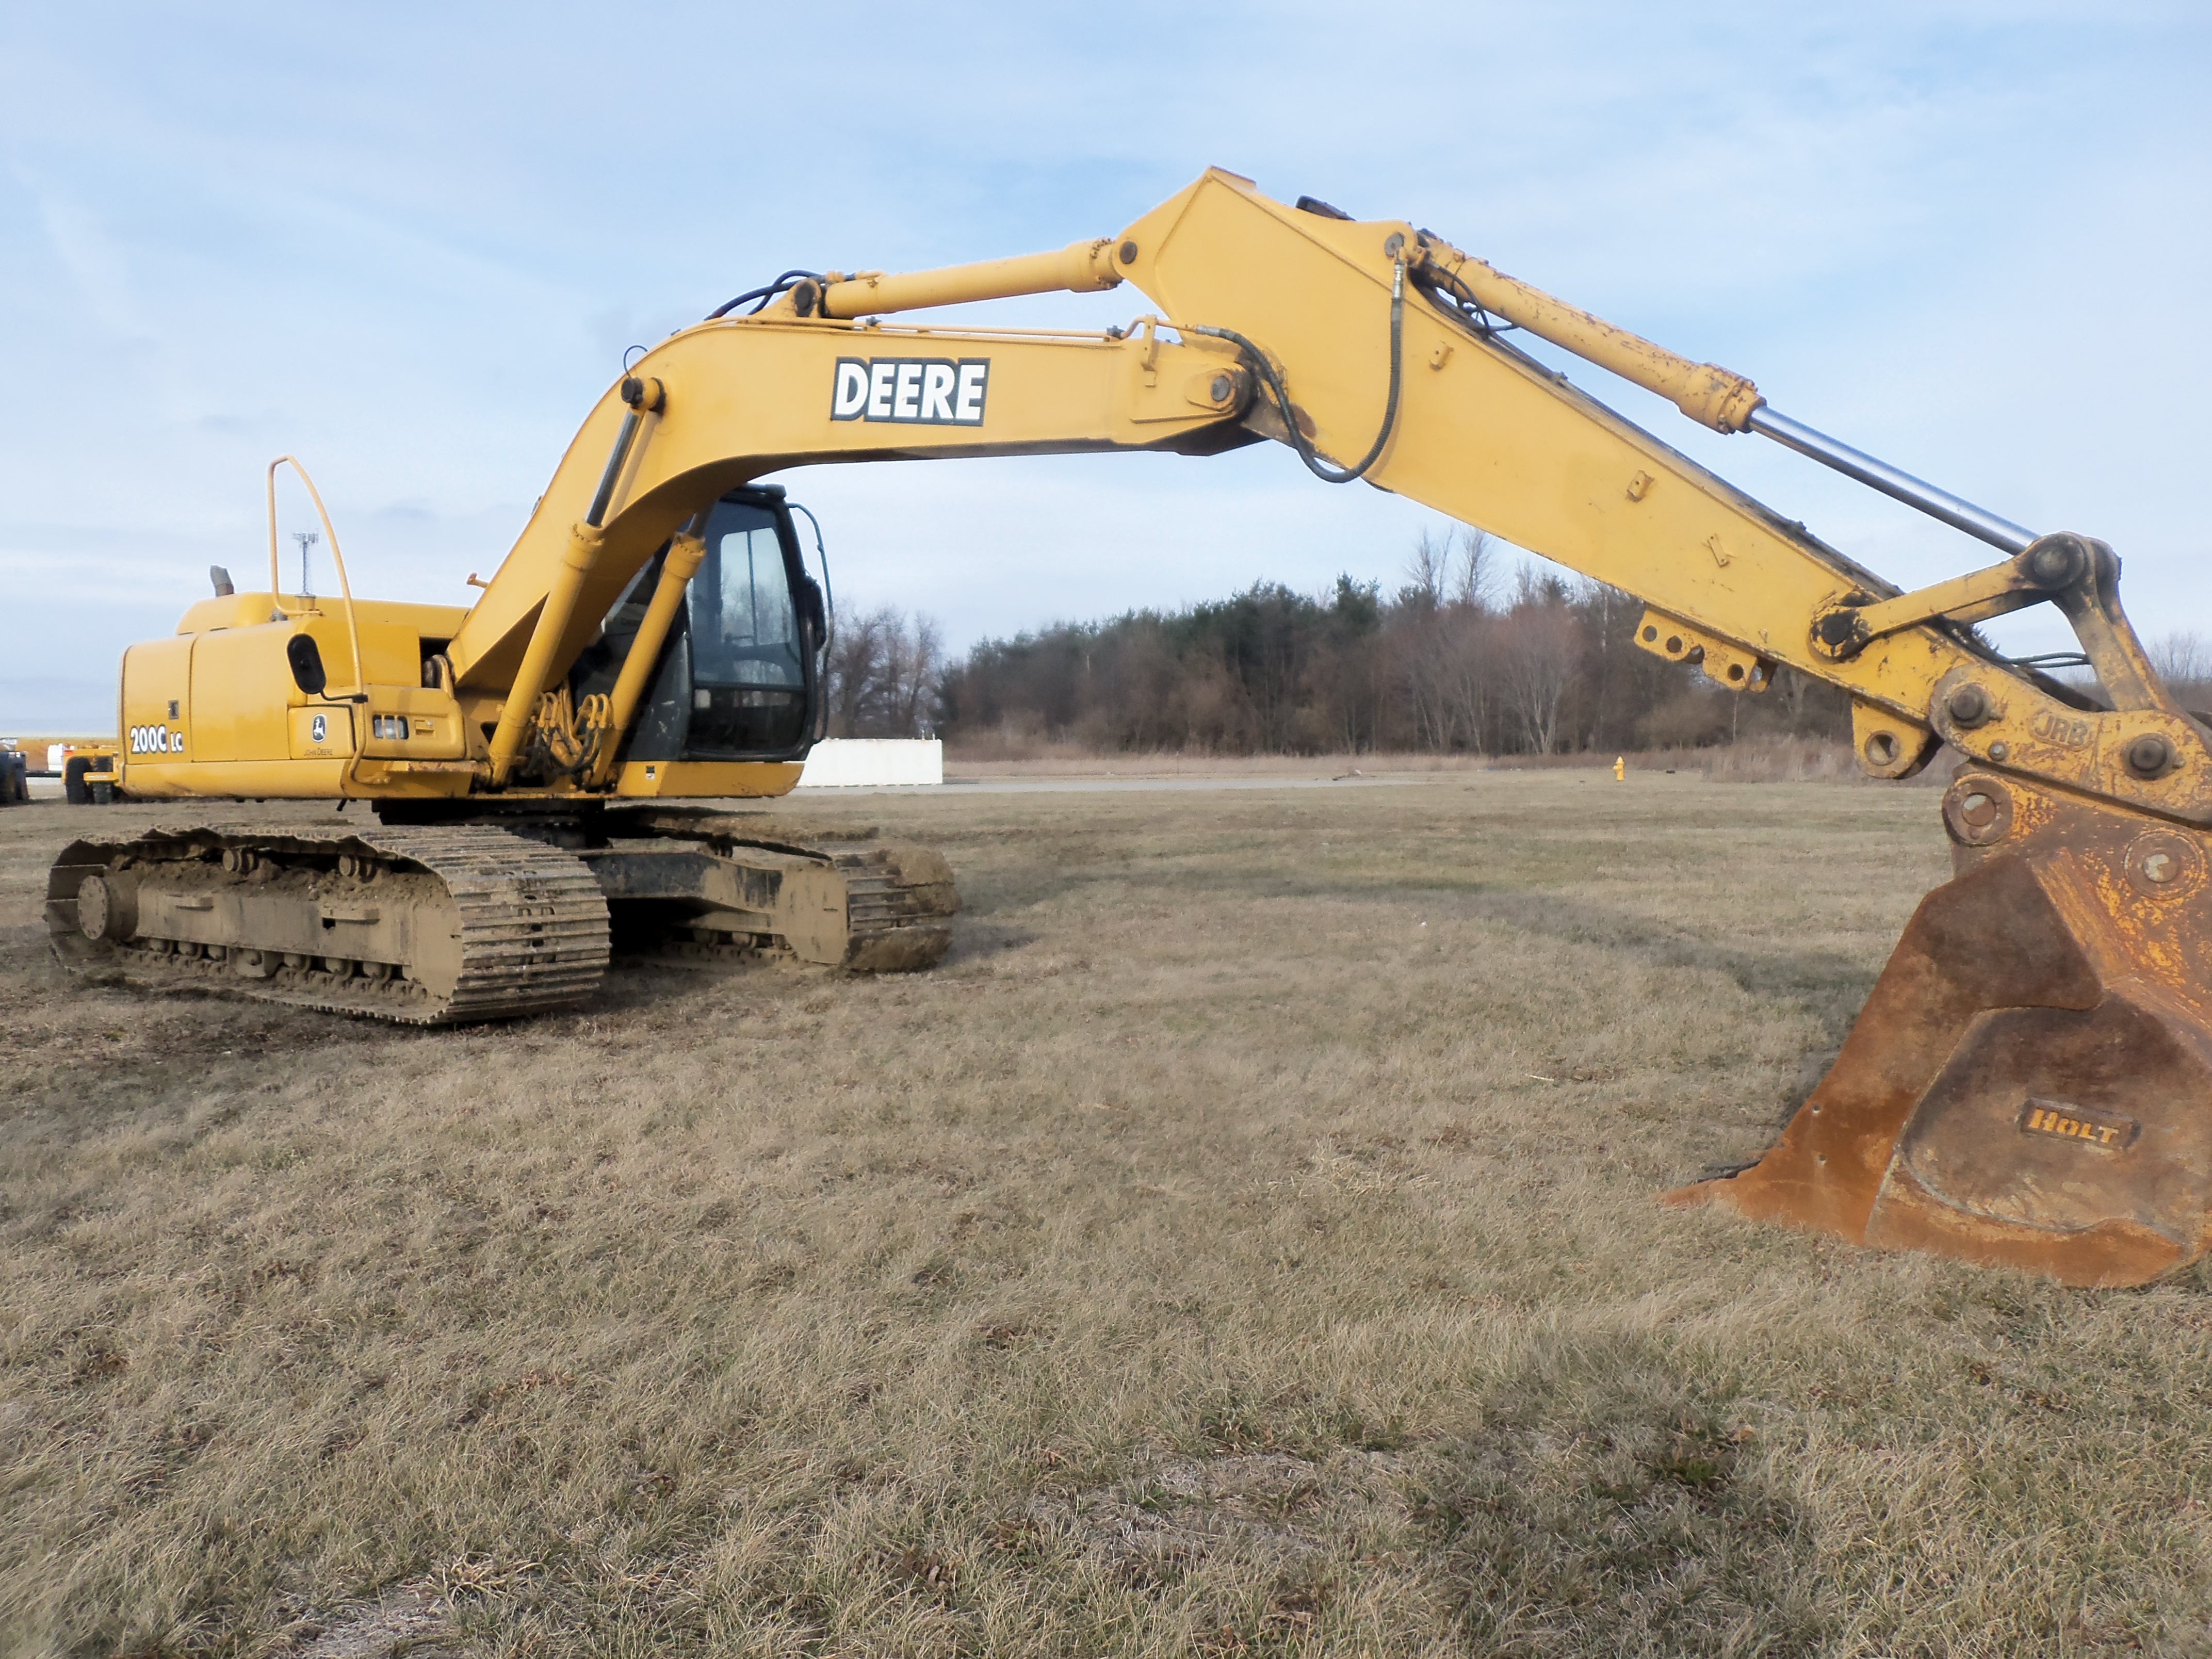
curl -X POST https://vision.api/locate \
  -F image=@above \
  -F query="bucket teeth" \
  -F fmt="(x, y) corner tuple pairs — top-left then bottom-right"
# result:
(1676, 768), (2212, 1287)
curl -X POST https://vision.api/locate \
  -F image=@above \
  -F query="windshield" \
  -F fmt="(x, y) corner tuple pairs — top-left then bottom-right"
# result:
(682, 496), (810, 755)
(692, 502), (804, 690)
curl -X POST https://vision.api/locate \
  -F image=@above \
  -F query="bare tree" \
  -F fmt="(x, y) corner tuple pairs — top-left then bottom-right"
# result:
(1387, 527), (1502, 753)
(1403, 528), (1451, 611)
(885, 614), (943, 736)
(2151, 631), (2212, 707)
(824, 606), (945, 737)
(824, 610), (887, 736)
(1393, 538), (1450, 749)
(1421, 619), (1485, 753)
(1454, 528), (1500, 611)
(1494, 562), (1579, 753)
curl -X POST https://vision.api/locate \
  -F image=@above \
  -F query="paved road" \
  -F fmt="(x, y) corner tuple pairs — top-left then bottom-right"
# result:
(12, 773), (1449, 806)
(802, 775), (1432, 795)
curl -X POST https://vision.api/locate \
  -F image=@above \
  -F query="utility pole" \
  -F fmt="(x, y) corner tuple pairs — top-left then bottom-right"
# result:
(292, 530), (319, 603)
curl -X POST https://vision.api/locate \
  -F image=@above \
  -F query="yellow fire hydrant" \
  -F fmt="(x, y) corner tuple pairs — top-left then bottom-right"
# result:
(1614, 755), (1626, 782)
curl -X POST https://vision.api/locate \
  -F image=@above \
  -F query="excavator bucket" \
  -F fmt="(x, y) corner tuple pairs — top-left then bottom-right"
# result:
(1676, 766), (2212, 1288)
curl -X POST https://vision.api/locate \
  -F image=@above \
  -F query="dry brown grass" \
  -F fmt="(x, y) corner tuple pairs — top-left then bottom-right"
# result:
(1481, 737), (1868, 784)
(4, 772), (2211, 1656)
(944, 750), (1498, 778)
(944, 739), (1895, 786)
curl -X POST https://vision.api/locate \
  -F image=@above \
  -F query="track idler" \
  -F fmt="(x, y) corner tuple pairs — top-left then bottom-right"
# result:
(1679, 768), (2212, 1287)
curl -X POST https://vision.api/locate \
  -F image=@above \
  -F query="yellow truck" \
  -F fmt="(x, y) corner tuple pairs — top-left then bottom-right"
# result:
(0, 737), (118, 802)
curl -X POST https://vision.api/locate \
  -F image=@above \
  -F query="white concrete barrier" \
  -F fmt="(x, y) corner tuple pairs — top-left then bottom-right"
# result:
(795, 738), (943, 788)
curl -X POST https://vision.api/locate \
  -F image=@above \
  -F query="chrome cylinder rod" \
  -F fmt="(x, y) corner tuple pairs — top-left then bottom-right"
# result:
(1747, 406), (2037, 555)
(585, 409), (644, 527)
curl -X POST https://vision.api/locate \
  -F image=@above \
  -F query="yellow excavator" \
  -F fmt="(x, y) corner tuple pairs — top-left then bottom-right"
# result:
(49, 168), (2212, 1288)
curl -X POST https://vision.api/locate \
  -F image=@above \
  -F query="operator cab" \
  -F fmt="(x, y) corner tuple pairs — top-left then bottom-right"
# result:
(572, 485), (827, 766)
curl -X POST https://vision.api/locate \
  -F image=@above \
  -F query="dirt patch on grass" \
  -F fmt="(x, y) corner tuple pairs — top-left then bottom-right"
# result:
(1028, 1449), (1411, 1571)
(289, 1584), (458, 1657)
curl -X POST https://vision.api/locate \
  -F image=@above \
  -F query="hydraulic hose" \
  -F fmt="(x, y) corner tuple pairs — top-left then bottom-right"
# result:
(1190, 259), (1406, 484)
(706, 270), (826, 320)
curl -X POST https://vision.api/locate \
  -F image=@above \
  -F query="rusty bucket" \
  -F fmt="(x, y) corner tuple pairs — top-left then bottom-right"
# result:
(1677, 767), (2212, 1287)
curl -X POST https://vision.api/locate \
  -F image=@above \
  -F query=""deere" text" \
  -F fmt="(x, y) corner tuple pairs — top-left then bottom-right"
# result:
(831, 357), (989, 426)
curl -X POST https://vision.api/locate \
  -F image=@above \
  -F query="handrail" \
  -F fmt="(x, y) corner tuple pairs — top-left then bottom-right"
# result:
(266, 456), (368, 702)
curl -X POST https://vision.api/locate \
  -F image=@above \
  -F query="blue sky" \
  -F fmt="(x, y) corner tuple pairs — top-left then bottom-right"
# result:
(4, 1), (2206, 729)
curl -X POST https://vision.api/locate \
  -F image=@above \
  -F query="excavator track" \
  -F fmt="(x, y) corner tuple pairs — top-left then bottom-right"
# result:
(834, 847), (960, 971)
(47, 823), (610, 1024)
(585, 811), (957, 973)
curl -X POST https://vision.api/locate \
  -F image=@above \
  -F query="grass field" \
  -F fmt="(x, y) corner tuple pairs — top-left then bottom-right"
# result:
(5, 771), (2210, 1656)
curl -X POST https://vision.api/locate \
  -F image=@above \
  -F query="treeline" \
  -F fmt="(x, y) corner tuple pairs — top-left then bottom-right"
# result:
(829, 530), (1855, 755)
(821, 605), (942, 740)
(2149, 632), (2212, 714)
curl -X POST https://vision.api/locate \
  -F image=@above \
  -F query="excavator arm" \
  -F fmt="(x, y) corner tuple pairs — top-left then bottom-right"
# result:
(128, 168), (2212, 1285)
(454, 168), (2201, 828)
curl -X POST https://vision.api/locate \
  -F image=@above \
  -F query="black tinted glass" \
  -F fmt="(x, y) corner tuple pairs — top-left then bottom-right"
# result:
(692, 503), (803, 690)
(686, 498), (808, 754)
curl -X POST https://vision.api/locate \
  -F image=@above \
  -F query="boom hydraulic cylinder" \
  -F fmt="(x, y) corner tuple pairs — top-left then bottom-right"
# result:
(589, 523), (707, 787)
(485, 378), (657, 785)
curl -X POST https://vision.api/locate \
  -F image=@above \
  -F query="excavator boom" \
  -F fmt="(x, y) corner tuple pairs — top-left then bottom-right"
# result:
(58, 168), (2212, 1286)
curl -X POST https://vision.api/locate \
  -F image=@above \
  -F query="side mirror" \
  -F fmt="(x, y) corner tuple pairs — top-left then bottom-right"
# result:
(286, 633), (328, 695)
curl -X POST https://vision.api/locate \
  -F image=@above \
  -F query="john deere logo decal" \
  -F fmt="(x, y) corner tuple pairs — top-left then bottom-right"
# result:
(311, 713), (328, 743)
(831, 357), (989, 426)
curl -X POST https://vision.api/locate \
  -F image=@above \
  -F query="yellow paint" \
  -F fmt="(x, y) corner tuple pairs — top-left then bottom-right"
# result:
(819, 239), (1120, 319)
(119, 758), (356, 800)
(613, 761), (804, 799)
(487, 521), (605, 785)
(189, 627), (292, 762)
(592, 530), (705, 788)
(1633, 607), (1775, 695)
